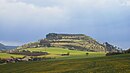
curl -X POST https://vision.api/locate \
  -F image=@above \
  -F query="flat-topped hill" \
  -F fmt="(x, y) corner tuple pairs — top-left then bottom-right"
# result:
(43, 33), (105, 52)
(17, 33), (119, 52)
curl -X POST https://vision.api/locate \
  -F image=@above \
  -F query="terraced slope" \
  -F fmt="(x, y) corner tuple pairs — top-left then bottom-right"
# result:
(17, 33), (119, 52)
(45, 33), (106, 52)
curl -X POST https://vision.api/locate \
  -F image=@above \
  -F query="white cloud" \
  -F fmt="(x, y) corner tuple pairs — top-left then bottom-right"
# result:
(123, 0), (130, 6)
(48, 0), (124, 8)
(1, 0), (129, 25)
(0, 40), (23, 46)
(0, 0), (67, 27)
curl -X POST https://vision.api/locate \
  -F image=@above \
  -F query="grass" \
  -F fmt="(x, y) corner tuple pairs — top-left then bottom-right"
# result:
(0, 54), (130, 73)
(0, 53), (24, 59)
(26, 47), (106, 58)
(26, 47), (87, 55)
(0, 47), (105, 59)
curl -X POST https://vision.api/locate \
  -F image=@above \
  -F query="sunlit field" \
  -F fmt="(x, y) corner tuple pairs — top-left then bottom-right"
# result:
(0, 53), (24, 59)
(0, 54), (130, 73)
(26, 47), (106, 59)
(0, 47), (106, 60)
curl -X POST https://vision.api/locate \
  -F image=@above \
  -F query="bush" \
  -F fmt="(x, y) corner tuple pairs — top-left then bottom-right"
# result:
(106, 52), (123, 56)
(0, 58), (6, 63)
(125, 48), (130, 53)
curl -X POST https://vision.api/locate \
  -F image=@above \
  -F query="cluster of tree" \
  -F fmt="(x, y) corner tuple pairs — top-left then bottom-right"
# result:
(106, 48), (130, 56)
(61, 52), (70, 56)
(104, 42), (122, 52)
(39, 39), (51, 47)
(106, 52), (123, 56)
(124, 48), (130, 53)
(17, 42), (39, 49)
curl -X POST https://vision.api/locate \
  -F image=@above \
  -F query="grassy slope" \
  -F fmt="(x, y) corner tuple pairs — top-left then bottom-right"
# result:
(0, 54), (130, 73)
(0, 53), (24, 59)
(0, 47), (105, 59)
(26, 47), (87, 55)
(26, 47), (105, 58)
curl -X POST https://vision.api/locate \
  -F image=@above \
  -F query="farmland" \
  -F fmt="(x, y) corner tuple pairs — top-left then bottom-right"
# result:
(0, 53), (24, 59)
(0, 47), (106, 60)
(23, 47), (106, 59)
(0, 54), (130, 73)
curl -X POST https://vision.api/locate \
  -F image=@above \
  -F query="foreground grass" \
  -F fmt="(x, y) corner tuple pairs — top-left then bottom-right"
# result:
(0, 54), (130, 73)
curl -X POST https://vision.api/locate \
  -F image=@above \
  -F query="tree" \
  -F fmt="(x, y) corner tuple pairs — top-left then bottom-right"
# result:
(39, 39), (50, 47)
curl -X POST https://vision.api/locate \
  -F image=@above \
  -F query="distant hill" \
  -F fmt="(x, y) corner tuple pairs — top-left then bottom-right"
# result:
(0, 43), (18, 50)
(0, 43), (5, 49)
(0, 43), (4, 47)
(17, 33), (119, 52)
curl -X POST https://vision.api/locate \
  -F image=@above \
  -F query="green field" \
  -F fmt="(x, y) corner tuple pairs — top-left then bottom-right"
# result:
(0, 53), (24, 59)
(0, 54), (130, 73)
(26, 47), (88, 55)
(26, 47), (106, 58)
(0, 47), (105, 59)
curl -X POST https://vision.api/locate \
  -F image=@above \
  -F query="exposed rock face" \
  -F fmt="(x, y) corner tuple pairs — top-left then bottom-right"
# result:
(42, 33), (106, 52)
(39, 39), (50, 47)
(103, 42), (119, 53)
(46, 33), (86, 40)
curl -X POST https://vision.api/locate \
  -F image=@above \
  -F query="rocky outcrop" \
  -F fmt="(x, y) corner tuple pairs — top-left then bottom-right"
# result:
(44, 33), (106, 52)
(18, 33), (119, 52)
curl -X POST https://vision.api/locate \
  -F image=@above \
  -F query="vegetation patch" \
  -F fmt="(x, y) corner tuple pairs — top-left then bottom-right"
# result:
(0, 53), (24, 59)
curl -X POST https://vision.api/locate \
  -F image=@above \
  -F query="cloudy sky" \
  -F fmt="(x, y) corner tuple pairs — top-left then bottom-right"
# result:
(0, 0), (130, 49)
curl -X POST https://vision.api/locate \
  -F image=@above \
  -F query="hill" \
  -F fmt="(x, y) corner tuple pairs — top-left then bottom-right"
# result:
(17, 33), (119, 52)
(0, 54), (130, 73)
(0, 43), (18, 50)
(0, 43), (5, 49)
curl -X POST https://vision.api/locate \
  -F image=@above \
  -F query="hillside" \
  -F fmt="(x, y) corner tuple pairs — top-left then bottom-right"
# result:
(0, 54), (130, 73)
(0, 43), (18, 50)
(0, 43), (6, 50)
(45, 33), (106, 52)
(0, 43), (4, 47)
(18, 33), (119, 52)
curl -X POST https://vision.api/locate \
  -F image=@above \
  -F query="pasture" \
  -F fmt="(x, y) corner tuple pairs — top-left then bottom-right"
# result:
(0, 47), (106, 59)
(0, 53), (24, 59)
(0, 54), (130, 73)
(26, 47), (106, 58)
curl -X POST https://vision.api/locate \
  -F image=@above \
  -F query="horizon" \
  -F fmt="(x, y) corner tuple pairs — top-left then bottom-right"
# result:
(0, 0), (130, 49)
